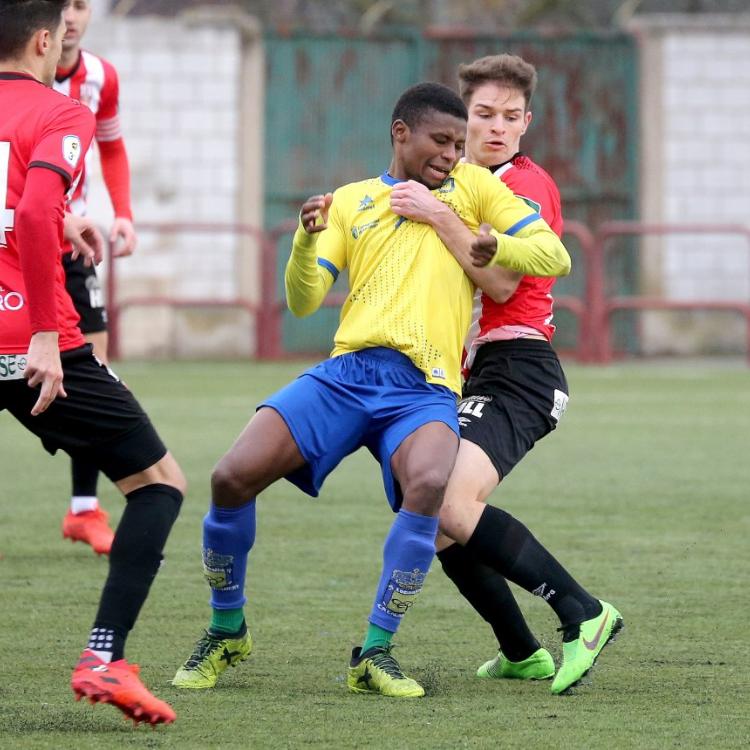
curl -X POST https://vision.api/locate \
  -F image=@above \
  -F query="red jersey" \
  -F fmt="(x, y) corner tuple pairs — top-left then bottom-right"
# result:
(0, 73), (95, 354)
(464, 154), (564, 371)
(54, 50), (124, 217)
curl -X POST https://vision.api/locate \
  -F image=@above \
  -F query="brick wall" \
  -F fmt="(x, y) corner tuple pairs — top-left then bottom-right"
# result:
(83, 14), (258, 357)
(81, 12), (749, 358)
(635, 15), (750, 354)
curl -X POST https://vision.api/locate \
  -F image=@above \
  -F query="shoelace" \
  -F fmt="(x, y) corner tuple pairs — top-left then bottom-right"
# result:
(369, 649), (407, 679)
(184, 631), (223, 669)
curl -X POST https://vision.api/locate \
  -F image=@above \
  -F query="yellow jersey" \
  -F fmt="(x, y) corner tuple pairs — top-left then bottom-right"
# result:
(285, 161), (569, 396)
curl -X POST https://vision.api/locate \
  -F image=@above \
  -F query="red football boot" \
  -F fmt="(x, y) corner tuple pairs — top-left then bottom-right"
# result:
(71, 650), (176, 726)
(62, 508), (114, 555)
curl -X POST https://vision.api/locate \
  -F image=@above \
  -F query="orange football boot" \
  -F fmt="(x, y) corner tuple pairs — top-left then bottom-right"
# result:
(71, 650), (176, 726)
(62, 508), (114, 555)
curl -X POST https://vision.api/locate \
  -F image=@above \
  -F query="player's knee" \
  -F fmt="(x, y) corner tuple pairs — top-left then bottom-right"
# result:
(111, 484), (183, 573)
(439, 482), (486, 529)
(157, 452), (187, 495)
(437, 500), (476, 543)
(401, 466), (450, 513)
(147, 461), (187, 496)
(118, 453), (187, 497)
(211, 458), (255, 505)
(438, 499), (460, 537)
(168, 464), (188, 496)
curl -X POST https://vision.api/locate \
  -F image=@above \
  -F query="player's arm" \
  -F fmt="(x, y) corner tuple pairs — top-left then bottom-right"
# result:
(398, 167), (570, 277)
(390, 181), (522, 302)
(477, 170), (570, 276)
(97, 62), (136, 256)
(483, 217), (569, 276)
(99, 139), (136, 256)
(15, 167), (69, 414)
(285, 192), (343, 317)
(19, 101), (96, 414)
(64, 213), (104, 266)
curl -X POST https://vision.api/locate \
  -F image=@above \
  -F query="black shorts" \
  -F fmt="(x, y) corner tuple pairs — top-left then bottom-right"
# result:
(0, 345), (166, 482)
(459, 339), (569, 480)
(62, 252), (107, 334)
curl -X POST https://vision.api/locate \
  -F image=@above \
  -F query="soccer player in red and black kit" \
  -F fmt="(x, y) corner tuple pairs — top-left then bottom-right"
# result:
(392, 55), (622, 694)
(54, 0), (138, 555)
(0, 0), (183, 724)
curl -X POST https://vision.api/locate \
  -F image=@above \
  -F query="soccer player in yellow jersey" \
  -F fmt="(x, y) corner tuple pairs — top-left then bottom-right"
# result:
(173, 83), (569, 698)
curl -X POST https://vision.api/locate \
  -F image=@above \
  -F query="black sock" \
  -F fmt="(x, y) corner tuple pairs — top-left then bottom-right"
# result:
(91, 484), (182, 660)
(71, 457), (99, 497)
(437, 544), (540, 662)
(465, 505), (601, 628)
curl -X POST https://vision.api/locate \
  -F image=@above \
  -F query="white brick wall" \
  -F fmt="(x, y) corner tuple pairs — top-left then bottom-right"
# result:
(82, 16), (249, 355)
(79, 13), (749, 358)
(634, 15), (750, 354)
(653, 20), (750, 302)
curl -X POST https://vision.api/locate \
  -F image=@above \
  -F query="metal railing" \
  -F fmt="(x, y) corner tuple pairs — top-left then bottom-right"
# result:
(590, 222), (750, 363)
(104, 220), (750, 363)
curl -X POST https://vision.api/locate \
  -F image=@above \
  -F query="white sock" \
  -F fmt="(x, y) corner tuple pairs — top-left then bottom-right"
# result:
(90, 649), (113, 663)
(71, 496), (99, 514)
(88, 627), (114, 663)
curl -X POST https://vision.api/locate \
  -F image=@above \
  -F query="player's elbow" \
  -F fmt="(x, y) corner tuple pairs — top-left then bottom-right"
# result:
(483, 277), (521, 304)
(15, 200), (47, 240)
(539, 234), (571, 277)
(287, 301), (315, 318)
(286, 293), (318, 318)
(556, 247), (572, 277)
(486, 287), (515, 304)
(538, 238), (571, 278)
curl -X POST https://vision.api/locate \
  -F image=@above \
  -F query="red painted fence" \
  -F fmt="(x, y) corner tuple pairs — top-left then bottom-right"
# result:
(106, 221), (750, 364)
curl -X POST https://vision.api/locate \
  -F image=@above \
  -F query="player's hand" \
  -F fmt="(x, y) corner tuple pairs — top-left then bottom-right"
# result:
(63, 214), (104, 267)
(25, 331), (66, 416)
(390, 180), (445, 224)
(300, 193), (333, 233)
(470, 224), (498, 267)
(110, 217), (137, 257)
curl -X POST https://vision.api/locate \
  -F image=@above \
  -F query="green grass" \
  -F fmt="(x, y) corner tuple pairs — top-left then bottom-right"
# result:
(1, 360), (748, 749)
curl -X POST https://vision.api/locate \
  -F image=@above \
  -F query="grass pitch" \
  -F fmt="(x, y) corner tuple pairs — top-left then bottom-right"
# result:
(1, 360), (748, 749)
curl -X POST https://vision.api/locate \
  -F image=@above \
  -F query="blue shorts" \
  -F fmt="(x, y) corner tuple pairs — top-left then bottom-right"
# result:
(260, 347), (459, 510)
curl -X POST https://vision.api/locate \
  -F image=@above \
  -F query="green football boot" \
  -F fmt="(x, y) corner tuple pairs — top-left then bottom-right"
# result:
(347, 646), (425, 698)
(172, 625), (252, 689)
(551, 600), (623, 695)
(477, 647), (555, 680)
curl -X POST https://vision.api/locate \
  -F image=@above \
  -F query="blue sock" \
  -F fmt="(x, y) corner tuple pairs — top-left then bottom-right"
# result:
(367, 509), (439, 634)
(202, 500), (256, 612)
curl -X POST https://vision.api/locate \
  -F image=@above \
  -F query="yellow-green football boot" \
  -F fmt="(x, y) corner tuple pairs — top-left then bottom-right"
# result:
(477, 647), (555, 680)
(347, 646), (424, 698)
(172, 625), (252, 689)
(551, 600), (623, 694)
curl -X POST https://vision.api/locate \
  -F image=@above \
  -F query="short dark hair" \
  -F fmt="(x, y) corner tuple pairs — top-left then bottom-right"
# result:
(458, 54), (538, 110)
(0, 0), (67, 61)
(391, 82), (468, 130)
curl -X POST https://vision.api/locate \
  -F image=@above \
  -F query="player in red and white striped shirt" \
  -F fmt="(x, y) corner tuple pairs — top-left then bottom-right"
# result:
(54, 0), (138, 554)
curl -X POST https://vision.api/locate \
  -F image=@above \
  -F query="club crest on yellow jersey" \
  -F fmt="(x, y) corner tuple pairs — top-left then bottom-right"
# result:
(351, 220), (379, 239)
